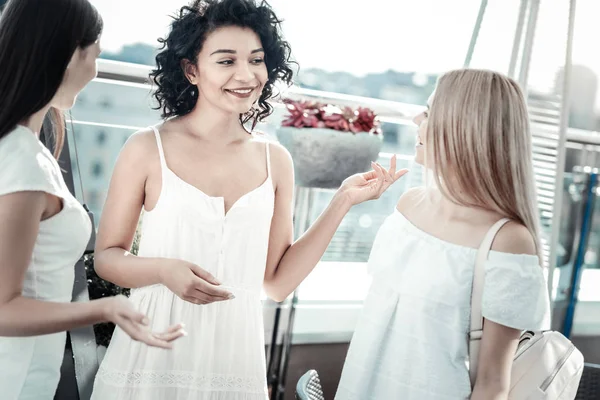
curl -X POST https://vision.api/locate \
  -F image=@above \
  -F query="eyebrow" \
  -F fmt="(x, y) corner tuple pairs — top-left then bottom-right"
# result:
(210, 48), (264, 56)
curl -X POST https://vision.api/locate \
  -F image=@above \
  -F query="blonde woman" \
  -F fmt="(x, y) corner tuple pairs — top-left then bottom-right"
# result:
(335, 69), (551, 400)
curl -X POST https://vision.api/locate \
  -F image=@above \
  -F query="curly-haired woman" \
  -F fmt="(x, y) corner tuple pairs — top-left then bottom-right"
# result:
(90, 0), (407, 399)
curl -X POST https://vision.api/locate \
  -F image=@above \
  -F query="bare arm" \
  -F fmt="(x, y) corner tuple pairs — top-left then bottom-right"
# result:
(470, 319), (520, 399)
(263, 145), (407, 301)
(94, 130), (232, 303)
(0, 190), (183, 346)
(0, 148), (182, 346)
(0, 190), (186, 349)
(471, 223), (538, 399)
(0, 190), (117, 336)
(94, 130), (169, 288)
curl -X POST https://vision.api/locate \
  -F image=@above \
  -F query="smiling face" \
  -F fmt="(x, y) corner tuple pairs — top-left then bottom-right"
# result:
(183, 25), (268, 116)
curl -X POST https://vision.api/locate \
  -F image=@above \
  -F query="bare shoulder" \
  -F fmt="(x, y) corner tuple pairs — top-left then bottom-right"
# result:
(491, 221), (537, 256)
(260, 141), (293, 191)
(266, 141), (293, 167)
(110, 127), (161, 180)
(121, 127), (158, 158)
(247, 135), (293, 169)
(396, 186), (428, 213)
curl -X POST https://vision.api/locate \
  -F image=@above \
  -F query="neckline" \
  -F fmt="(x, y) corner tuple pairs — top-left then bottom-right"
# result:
(393, 208), (478, 254)
(15, 124), (40, 141)
(149, 124), (273, 218)
(164, 166), (272, 217)
(14, 124), (55, 157)
(16, 124), (36, 134)
(392, 208), (539, 262)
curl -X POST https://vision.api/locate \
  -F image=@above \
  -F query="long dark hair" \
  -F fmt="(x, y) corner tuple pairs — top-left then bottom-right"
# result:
(151, 0), (295, 131)
(0, 0), (103, 157)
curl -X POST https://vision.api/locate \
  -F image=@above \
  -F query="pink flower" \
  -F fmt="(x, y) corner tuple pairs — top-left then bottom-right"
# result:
(281, 99), (380, 134)
(352, 107), (379, 134)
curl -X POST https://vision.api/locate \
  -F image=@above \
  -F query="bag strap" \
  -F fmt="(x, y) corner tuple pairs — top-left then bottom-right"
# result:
(469, 218), (511, 387)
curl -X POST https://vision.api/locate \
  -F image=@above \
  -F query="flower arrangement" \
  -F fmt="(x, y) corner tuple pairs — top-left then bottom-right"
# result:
(281, 99), (382, 135)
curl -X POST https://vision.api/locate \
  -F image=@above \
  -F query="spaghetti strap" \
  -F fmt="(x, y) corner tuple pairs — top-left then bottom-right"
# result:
(150, 125), (167, 170)
(265, 142), (271, 178)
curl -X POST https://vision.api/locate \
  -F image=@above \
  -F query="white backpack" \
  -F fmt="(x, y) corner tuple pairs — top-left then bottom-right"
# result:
(469, 219), (584, 399)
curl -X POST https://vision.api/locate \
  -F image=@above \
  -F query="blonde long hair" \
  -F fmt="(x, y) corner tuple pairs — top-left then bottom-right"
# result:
(426, 69), (541, 257)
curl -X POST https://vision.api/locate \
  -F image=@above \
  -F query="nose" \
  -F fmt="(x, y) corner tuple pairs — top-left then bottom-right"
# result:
(234, 62), (254, 82)
(413, 112), (423, 126)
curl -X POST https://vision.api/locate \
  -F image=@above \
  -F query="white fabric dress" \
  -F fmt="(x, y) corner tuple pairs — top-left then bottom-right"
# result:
(335, 209), (551, 400)
(92, 127), (274, 400)
(0, 125), (92, 400)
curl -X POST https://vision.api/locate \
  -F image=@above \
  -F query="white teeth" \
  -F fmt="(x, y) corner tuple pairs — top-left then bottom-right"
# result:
(228, 89), (252, 94)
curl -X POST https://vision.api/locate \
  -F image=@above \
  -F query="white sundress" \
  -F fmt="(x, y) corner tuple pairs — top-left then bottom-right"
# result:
(92, 127), (275, 400)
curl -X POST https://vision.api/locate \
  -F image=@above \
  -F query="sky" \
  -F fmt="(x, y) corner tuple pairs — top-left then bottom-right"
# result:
(90, 0), (600, 108)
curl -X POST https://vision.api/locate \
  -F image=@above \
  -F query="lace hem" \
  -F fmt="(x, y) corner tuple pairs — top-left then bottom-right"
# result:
(96, 368), (267, 393)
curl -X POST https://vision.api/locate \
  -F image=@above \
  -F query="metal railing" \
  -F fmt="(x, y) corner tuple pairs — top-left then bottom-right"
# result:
(95, 58), (600, 143)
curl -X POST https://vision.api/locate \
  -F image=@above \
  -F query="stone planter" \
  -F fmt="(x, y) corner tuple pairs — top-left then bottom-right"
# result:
(276, 126), (383, 189)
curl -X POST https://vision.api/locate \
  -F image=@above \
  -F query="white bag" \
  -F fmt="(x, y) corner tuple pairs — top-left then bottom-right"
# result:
(469, 219), (584, 399)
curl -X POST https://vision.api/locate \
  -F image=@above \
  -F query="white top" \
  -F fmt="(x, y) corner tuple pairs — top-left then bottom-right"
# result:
(92, 127), (275, 400)
(0, 125), (92, 400)
(336, 209), (551, 400)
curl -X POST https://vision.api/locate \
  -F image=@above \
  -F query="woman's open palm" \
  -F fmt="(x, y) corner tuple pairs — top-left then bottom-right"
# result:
(340, 155), (408, 206)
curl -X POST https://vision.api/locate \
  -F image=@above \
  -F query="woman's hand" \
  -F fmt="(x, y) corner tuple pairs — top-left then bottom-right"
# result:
(338, 154), (408, 206)
(159, 259), (234, 305)
(102, 295), (186, 349)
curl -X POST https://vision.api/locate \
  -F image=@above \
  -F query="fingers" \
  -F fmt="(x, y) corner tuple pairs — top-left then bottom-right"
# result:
(195, 280), (234, 299)
(140, 335), (174, 349)
(369, 164), (385, 194)
(190, 265), (221, 285)
(369, 158), (409, 199)
(378, 155), (409, 184)
(361, 170), (378, 181)
(154, 327), (187, 342)
(375, 162), (394, 183)
(118, 319), (174, 349)
(119, 317), (188, 349)
(183, 290), (232, 305)
(394, 169), (409, 180)
(371, 162), (385, 181)
(163, 323), (186, 334)
(131, 311), (149, 326)
(388, 154), (397, 175)
(365, 157), (398, 183)
(181, 282), (234, 305)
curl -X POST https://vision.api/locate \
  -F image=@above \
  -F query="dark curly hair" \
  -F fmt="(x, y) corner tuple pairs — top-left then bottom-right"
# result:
(151, 0), (295, 130)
